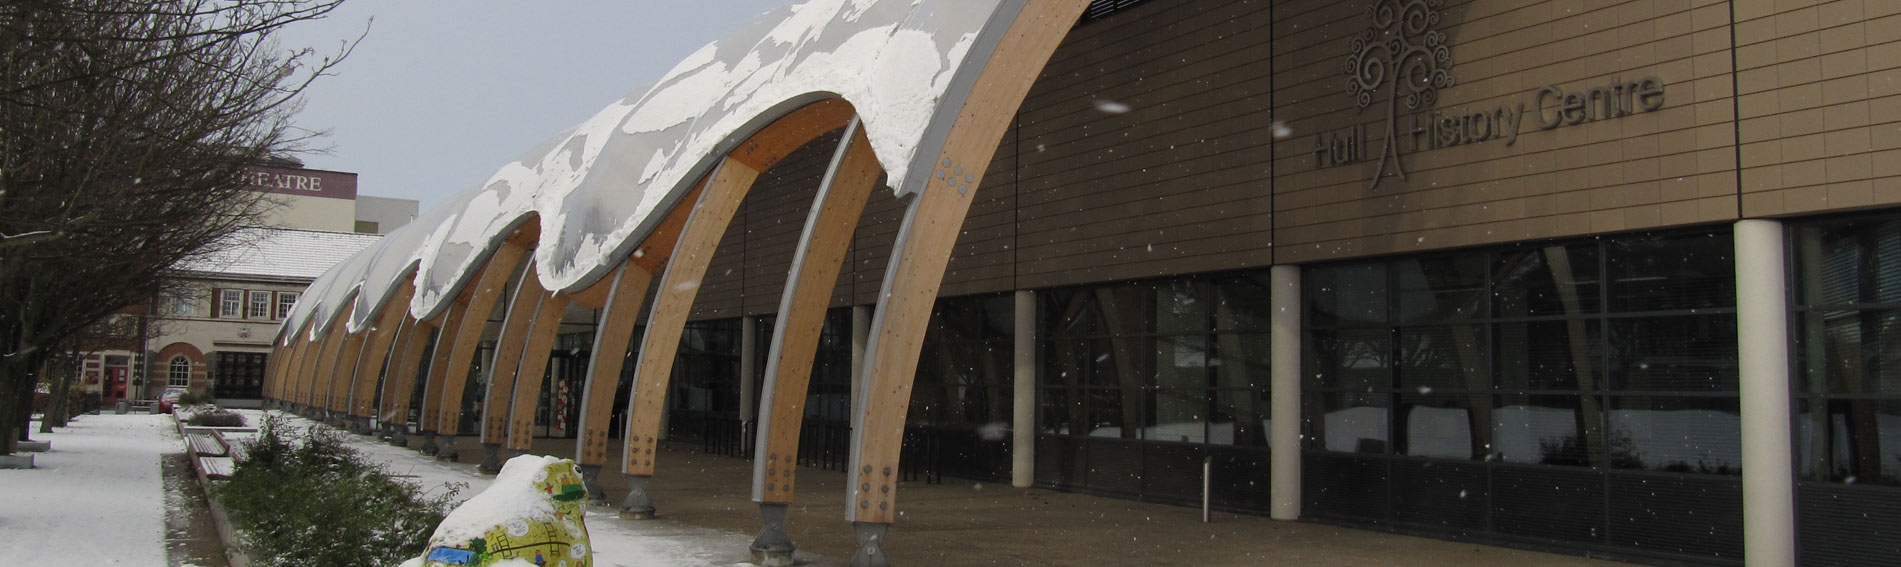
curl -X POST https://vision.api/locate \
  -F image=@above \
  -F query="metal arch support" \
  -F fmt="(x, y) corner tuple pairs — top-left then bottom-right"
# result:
(614, 99), (857, 520)
(429, 237), (534, 460)
(844, 1), (1089, 547)
(503, 292), (571, 452)
(305, 306), (354, 411)
(752, 118), (879, 503)
(416, 294), (469, 453)
(347, 282), (417, 430)
(478, 260), (550, 472)
(571, 263), (651, 502)
(747, 117), (880, 566)
(380, 315), (438, 444)
(620, 156), (763, 480)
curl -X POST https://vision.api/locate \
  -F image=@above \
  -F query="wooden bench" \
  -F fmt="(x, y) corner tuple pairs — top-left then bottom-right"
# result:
(197, 456), (236, 480)
(186, 432), (228, 457)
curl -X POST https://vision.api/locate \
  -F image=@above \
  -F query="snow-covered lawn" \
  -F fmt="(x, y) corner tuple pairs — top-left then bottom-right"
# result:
(245, 411), (758, 567)
(0, 413), (173, 567)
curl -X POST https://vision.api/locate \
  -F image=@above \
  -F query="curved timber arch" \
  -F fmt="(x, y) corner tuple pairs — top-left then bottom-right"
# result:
(267, 3), (1091, 564)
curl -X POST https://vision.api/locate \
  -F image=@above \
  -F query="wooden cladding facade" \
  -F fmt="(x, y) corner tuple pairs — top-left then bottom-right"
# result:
(679, 0), (1901, 322)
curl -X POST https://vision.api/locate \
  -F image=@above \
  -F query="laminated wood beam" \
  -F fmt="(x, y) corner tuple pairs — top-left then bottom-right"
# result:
(432, 235), (533, 435)
(622, 157), (762, 477)
(846, 0), (1089, 526)
(479, 263), (549, 444)
(752, 120), (880, 504)
(350, 282), (417, 419)
(380, 315), (438, 427)
(416, 293), (469, 434)
(326, 329), (369, 413)
(573, 263), (651, 468)
(504, 293), (572, 451)
(305, 306), (353, 408)
(620, 99), (857, 479)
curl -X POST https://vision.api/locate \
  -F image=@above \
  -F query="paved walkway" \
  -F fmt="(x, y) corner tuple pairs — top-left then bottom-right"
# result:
(342, 416), (1631, 567)
(1, 413), (173, 567)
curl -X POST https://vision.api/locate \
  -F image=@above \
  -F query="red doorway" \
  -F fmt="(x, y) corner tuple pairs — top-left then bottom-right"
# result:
(104, 366), (128, 403)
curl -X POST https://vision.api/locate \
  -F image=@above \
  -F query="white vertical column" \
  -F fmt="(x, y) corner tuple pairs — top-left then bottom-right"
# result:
(1269, 265), (1302, 521)
(740, 315), (758, 423)
(1012, 289), (1036, 488)
(1735, 219), (1795, 567)
(851, 305), (871, 414)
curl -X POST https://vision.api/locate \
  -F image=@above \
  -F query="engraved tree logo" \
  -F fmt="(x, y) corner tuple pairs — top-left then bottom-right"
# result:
(1344, 0), (1454, 189)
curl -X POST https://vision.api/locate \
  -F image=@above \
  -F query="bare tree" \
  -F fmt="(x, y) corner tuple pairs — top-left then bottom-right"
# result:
(0, 0), (353, 453)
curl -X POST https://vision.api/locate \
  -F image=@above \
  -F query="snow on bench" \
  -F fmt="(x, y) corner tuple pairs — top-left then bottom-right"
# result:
(186, 432), (228, 457)
(197, 456), (235, 480)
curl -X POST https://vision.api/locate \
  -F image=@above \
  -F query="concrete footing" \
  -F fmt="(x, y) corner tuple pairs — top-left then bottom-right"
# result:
(434, 434), (459, 461)
(579, 464), (609, 505)
(0, 454), (34, 469)
(418, 431), (439, 455)
(16, 440), (51, 452)
(389, 427), (409, 447)
(618, 474), (657, 519)
(478, 443), (504, 474)
(850, 521), (890, 567)
(750, 502), (796, 566)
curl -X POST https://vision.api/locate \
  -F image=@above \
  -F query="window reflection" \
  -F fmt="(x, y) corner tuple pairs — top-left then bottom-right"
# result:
(1039, 272), (1272, 449)
(1303, 228), (1739, 475)
(1793, 215), (1901, 486)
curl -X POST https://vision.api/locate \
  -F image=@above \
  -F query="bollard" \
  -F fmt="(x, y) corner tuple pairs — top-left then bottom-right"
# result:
(1202, 456), (1212, 523)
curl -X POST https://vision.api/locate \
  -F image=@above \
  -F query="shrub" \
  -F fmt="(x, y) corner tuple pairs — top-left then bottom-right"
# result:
(185, 410), (247, 427)
(177, 390), (218, 407)
(216, 416), (461, 567)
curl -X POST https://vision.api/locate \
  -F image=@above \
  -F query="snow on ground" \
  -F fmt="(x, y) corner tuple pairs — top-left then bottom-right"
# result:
(0, 413), (173, 567)
(246, 410), (758, 567)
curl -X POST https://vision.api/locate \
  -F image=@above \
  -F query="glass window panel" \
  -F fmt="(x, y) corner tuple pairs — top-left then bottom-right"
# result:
(1397, 393), (1482, 460)
(1796, 399), (1901, 486)
(1314, 391), (1389, 453)
(1212, 332), (1269, 390)
(1491, 394), (1595, 466)
(1306, 263), (1388, 327)
(1043, 288), (1104, 337)
(1606, 230), (1736, 312)
(1092, 337), (1153, 388)
(1155, 279), (1208, 334)
(1153, 334), (1207, 390)
(1095, 284), (1154, 335)
(1397, 325), (1487, 392)
(1307, 328), (1390, 391)
(276, 292), (298, 319)
(1494, 244), (1601, 317)
(1042, 340), (1090, 389)
(1495, 320), (1601, 392)
(1395, 254), (1488, 323)
(978, 294), (1016, 338)
(1040, 388), (1075, 435)
(1608, 395), (1741, 475)
(1213, 388), (1269, 446)
(1797, 309), (1901, 396)
(1794, 218), (1901, 306)
(1150, 387), (1207, 443)
(1211, 272), (1272, 331)
(1085, 388), (1135, 439)
(1610, 315), (1738, 392)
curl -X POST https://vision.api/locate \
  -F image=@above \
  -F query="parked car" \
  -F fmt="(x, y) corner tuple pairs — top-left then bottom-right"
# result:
(158, 388), (187, 412)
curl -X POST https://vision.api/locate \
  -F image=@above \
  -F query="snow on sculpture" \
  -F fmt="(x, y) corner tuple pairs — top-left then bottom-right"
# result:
(402, 455), (593, 567)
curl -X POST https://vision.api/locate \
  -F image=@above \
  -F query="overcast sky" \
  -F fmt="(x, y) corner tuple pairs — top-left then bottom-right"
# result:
(274, 1), (786, 212)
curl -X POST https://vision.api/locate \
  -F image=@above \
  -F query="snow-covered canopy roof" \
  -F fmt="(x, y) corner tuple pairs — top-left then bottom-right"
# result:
(284, 0), (1026, 342)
